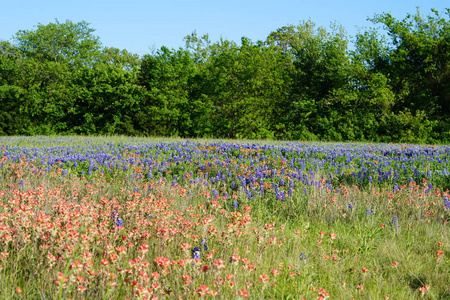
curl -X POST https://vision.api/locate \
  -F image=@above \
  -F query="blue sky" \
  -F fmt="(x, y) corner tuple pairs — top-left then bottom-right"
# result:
(1, 0), (448, 56)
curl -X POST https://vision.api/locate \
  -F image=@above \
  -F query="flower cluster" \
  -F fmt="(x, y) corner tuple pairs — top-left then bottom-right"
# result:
(0, 138), (449, 298)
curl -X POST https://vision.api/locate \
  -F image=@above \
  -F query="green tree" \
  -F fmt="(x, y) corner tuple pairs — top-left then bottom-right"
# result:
(13, 19), (101, 67)
(0, 42), (29, 134)
(3, 20), (105, 134)
(324, 62), (395, 141)
(0, 40), (75, 134)
(138, 47), (203, 137)
(200, 37), (293, 139)
(267, 21), (351, 140)
(355, 8), (450, 142)
(71, 47), (143, 135)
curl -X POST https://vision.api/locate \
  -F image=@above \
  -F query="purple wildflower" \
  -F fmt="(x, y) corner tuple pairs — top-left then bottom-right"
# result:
(192, 247), (201, 259)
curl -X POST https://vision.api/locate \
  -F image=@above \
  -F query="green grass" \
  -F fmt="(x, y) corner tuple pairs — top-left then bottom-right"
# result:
(0, 136), (448, 299)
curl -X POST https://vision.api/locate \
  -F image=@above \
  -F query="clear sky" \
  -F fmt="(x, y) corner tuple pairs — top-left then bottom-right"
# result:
(1, 0), (448, 56)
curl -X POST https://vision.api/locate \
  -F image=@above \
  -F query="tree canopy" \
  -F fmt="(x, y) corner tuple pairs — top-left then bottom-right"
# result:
(1, 10), (449, 143)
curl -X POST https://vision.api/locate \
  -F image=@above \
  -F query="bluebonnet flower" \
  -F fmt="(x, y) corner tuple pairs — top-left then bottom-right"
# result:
(444, 197), (450, 210)
(192, 247), (201, 259)
(299, 253), (306, 260)
(201, 238), (208, 251)
(365, 209), (375, 215)
(116, 218), (124, 227)
(275, 188), (284, 201)
(111, 210), (119, 220)
(348, 203), (353, 211)
(287, 188), (293, 197)
(391, 216), (398, 225)
(426, 183), (432, 194)
(393, 183), (398, 193)
(368, 176), (372, 183)
(111, 210), (124, 227)
(232, 200), (238, 210)
(240, 178), (247, 188)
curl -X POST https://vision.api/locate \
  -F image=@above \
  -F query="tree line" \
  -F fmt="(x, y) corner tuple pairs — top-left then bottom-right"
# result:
(0, 8), (449, 143)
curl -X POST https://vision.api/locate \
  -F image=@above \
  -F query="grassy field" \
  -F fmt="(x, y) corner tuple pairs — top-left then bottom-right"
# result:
(0, 136), (449, 299)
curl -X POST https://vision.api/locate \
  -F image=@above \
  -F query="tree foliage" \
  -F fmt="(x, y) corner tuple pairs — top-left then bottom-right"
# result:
(354, 8), (450, 142)
(0, 10), (449, 143)
(13, 19), (101, 66)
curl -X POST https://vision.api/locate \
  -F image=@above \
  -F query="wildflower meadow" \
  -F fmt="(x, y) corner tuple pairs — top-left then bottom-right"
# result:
(0, 136), (449, 299)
